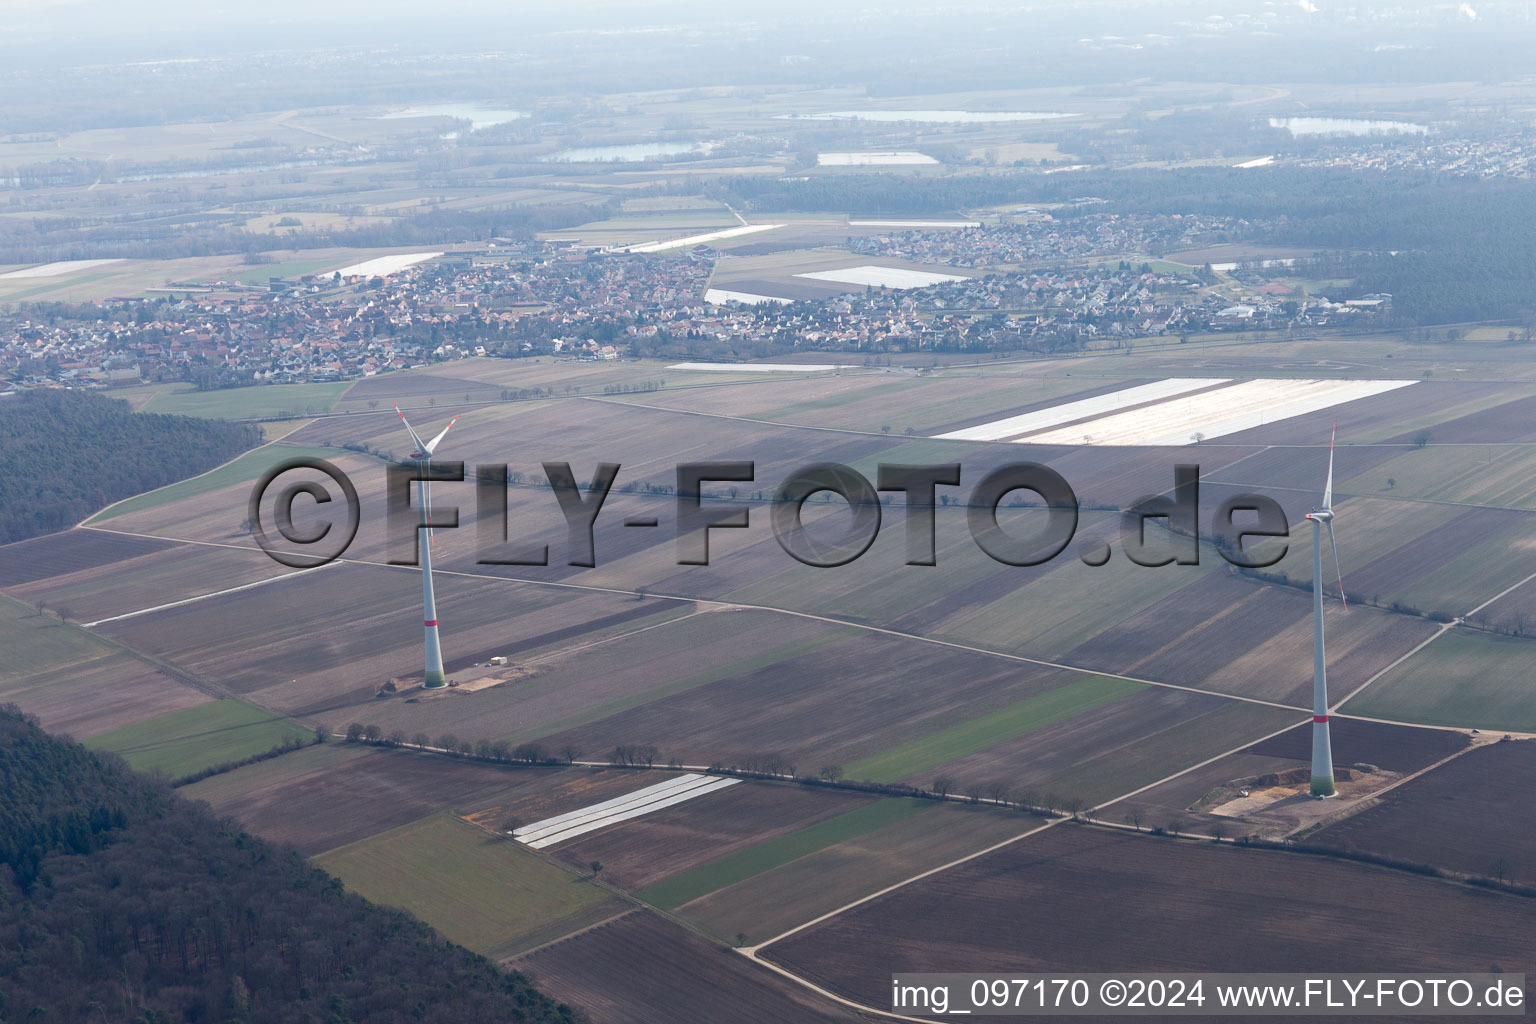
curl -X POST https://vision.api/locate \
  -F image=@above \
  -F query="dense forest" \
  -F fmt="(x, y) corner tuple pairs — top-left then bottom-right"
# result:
(0, 705), (578, 1023)
(0, 391), (262, 542)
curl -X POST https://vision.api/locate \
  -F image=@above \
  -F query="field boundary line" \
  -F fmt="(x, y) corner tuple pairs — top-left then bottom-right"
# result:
(743, 816), (1065, 957)
(78, 436), (337, 528)
(503, 908), (640, 962)
(1333, 564), (1536, 710)
(388, 560), (1316, 715)
(77, 522), (1319, 717)
(80, 562), (340, 628)
(90, 520), (1519, 754)
(738, 714), (1346, 1021)
(750, 714), (1308, 953)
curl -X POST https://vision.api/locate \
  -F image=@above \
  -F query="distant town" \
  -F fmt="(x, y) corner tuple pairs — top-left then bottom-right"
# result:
(0, 213), (1391, 394)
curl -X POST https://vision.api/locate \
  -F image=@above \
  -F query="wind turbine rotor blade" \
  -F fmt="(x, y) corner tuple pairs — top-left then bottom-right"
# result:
(1326, 519), (1346, 610)
(423, 415), (460, 456)
(394, 403), (428, 455)
(1323, 422), (1337, 510)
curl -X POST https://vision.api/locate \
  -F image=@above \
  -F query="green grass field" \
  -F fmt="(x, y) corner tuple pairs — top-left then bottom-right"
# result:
(635, 797), (932, 911)
(85, 698), (312, 778)
(1341, 629), (1536, 733)
(315, 813), (625, 956)
(675, 803), (1037, 944)
(1339, 444), (1536, 510)
(843, 675), (1145, 783)
(87, 442), (346, 522)
(0, 595), (114, 684)
(142, 381), (351, 419)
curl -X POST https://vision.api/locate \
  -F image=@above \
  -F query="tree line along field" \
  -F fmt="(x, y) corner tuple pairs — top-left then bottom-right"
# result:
(83, 698), (312, 779)
(183, 743), (570, 855)
(763, 824), (1536, 1009)
(185, 743), (1042, 974)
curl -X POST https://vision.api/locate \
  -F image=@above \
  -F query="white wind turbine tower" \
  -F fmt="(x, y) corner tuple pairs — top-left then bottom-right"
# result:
(396, 404), (459, 689)
(1303, 425), (1348, 797)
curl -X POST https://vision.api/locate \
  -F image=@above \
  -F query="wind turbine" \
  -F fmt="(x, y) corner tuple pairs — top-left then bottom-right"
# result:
(1302, 425), (1347, 798)
(396, 404), (459, 689)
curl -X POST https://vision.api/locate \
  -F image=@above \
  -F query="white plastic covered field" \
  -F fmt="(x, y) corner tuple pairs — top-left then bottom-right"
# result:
(934, 378), (1227, 442)
(331, 252), (442, 278)
(793, 265), (968, 289)
(623, 224), (783, 253)
(937, 378), (1417, 446)
(0, 259), (124, 279)
(513, 774), (740, 849)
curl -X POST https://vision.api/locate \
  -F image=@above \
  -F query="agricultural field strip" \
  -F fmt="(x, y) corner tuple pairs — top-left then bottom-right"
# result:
(1027, 379), (1416, 446)
(637, 799), (934, 913)
(514, 774), (738, 848)
(79, 562), (340, 627)
(1335, 562), (1536, 712)
(521, 778), (740, 850)
(79, 523), (1329, 718)
(740, 712), (1319, 1019)
(932, 378), (1227, 441)
(667, 362), (857, 372)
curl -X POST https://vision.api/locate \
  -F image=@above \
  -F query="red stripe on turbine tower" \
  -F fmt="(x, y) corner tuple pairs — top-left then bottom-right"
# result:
(1314, 715), (1329, 723)
(425, 620), (438, 627)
